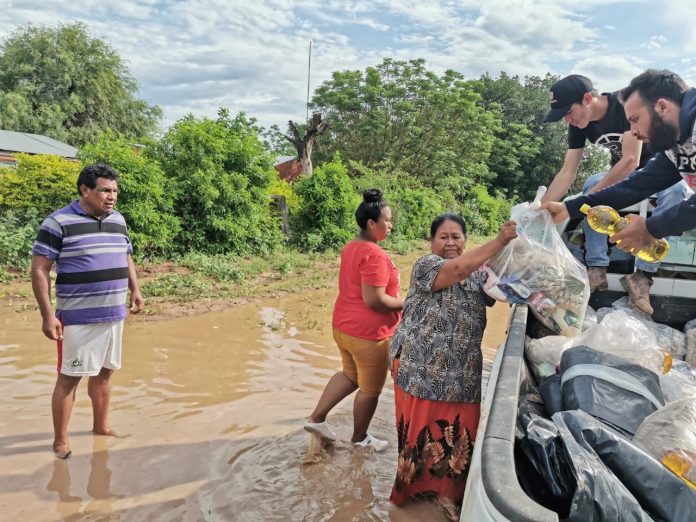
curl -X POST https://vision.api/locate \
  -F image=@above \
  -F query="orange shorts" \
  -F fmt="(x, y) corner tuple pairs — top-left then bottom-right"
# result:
(333, 328), (390, 397)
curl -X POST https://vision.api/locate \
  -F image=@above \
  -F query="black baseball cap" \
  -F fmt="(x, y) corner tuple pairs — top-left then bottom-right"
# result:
(543, 75), (594, 123)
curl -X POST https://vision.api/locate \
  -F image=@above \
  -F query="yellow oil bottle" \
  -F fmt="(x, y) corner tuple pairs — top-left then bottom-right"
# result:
(662, 449), (696, 491)
(580, 204), (670, 263)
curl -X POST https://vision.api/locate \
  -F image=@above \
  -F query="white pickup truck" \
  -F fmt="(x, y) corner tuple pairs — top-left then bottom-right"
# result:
(461, 200), (696, 521)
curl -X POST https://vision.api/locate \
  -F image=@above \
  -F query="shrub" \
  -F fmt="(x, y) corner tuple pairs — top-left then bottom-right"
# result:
(0, 154), (80, 216)
(268, 177), (301, 215)
(292, 155), (359, 251)
(0, 208), (41, 270)
(154, 110), (284, 255)
(350, 162), (456, 240)
(460, 184), (514, 236)
(79, 134), (181, 257)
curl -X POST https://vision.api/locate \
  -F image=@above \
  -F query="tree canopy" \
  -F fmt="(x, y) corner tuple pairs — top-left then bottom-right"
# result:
(0, 22), (161, 146)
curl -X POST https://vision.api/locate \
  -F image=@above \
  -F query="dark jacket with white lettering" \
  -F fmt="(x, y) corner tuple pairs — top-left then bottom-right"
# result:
(566, 88), (696, 239)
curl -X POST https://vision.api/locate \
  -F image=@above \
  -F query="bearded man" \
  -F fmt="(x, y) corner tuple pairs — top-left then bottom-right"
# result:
(541, 70), (696, 313)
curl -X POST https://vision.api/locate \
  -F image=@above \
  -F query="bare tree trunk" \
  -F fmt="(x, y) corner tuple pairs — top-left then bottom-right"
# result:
(284, 113), (329, 177)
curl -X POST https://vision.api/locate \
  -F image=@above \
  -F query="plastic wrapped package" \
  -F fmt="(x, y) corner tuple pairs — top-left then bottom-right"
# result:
(611, 297), (687, 359)
(684, 318), (696, 367)
(634, 398), (696, 491)
(525, 335), (571, 381)
(595, 307), (613, 323)
(582, 306), (597, 331)
(570, 310), (671, 374)
(660, 360), (696, 403)
(560, 346), (665, 436)
(484, 187), (590, 337)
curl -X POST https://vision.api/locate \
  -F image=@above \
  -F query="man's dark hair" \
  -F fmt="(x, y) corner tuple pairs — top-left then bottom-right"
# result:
(620, 69), (688, 106)
(355, 188), (389, 229)
(430, 213), (467, 239)
(76, 164), (119, 195)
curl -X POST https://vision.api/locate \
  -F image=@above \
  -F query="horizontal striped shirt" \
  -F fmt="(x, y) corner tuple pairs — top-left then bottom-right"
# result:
(32, 200), (133, 326)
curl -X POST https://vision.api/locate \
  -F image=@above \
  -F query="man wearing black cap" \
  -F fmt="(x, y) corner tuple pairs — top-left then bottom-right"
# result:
(541, 74), (688, 314)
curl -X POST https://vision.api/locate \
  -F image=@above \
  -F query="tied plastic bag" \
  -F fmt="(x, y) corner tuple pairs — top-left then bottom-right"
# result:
(634, 398), (696, 491)
(570, 310), (672, 374)
(661, 360), (696, 403)
(524, 334), (571, 381)
(685, 318), (696, 367)
(483, 187), (590, 337)
(611, 297), (687, 359)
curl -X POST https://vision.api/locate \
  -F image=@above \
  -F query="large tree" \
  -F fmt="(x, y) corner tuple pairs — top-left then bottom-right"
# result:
(471, 72), (608, 200)
(310, 58), (499, 194)
(0, 22), (161, 146)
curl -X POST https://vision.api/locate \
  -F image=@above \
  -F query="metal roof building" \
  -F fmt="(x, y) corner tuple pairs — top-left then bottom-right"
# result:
(0, 130), (78, 164)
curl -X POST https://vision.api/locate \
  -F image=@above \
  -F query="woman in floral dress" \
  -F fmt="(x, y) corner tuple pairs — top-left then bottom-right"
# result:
(389, 213), (516, 519)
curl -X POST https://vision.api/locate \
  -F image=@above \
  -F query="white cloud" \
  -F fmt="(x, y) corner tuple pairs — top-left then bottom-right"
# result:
(0, 0), (692, 132)
(571, 55), (644, 92)
(646, 35), (667, 50)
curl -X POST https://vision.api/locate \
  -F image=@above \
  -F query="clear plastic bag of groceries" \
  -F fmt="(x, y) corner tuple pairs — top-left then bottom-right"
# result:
(634, 398), (696, 491)
(570, 310), (673, 374)
(483, 187), (590, 337)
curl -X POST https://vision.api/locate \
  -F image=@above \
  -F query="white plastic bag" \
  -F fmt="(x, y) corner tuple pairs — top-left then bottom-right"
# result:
(484, 187), (590, 337)
(684, 318), (696, 367)
(634, 398), (696, 490)
(524, 334), (571, 381)
(582, 306), (597, 331)
(570, 310), (670, 374)
(611, 297), (687, 359)
(660, 360), (696, 403)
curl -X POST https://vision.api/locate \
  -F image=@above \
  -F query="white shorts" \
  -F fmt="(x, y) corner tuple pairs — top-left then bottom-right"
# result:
(57, 321), (124, 376)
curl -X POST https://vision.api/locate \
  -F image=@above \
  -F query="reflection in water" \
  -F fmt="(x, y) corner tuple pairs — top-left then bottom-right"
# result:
(0, 292), (510, 521)
(47, 460), (82, 520)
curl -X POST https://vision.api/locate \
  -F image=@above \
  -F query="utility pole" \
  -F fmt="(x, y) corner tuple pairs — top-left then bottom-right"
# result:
(306, 39), (312, 122)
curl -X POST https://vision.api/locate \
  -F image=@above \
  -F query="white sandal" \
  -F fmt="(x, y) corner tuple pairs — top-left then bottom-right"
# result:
(304, 421), (337, 441)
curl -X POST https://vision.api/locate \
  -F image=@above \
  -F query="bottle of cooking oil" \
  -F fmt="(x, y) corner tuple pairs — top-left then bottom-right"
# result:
(580, 204), (670, 262)
(662, 448), (696, 491)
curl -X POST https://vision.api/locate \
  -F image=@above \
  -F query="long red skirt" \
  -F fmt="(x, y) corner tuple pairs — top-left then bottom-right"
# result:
(390, 359), (481, 507)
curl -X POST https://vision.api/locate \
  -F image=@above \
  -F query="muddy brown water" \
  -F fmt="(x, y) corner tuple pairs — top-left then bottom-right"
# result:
(0, 291), (510, 521)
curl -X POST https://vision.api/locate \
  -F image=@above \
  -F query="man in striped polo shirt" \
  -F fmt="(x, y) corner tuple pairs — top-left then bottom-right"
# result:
(31, 163), (144, 459)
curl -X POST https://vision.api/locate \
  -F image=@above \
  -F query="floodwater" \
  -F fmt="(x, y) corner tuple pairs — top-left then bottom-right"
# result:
(0, 289), (510, 521)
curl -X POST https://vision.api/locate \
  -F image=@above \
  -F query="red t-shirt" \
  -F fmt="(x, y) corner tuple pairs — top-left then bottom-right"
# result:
(332, 240), (402, 340)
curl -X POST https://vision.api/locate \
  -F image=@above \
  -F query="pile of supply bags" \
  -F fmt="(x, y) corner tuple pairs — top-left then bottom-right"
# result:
(483, 187), (590, 337)
(517, 293), (696, 520)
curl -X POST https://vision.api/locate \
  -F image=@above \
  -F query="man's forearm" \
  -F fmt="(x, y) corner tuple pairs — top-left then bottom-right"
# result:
(588, 159), (637, 194)
(31, 267), (54, 319)
(543, 171), (576, 203)
(127, 256), (140, 293)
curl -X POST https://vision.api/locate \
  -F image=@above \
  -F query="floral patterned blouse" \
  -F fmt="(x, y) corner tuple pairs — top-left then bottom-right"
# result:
(390, 254), (494, 403)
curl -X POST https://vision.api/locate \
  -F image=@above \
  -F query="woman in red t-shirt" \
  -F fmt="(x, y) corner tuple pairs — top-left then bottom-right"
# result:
(305, 189), (404, 451)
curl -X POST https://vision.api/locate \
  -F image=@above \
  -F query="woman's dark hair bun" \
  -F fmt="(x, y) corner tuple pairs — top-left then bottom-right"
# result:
(363, 188), (383, 203)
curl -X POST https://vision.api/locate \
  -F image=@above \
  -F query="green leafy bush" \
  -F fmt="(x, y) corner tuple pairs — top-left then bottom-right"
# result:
(0, 208), (41, 270)
(350, 162), (456, 240)
(292, 156), (359, 251)
(80, 133), (181, 257)
(0, 154), (80, 216)
(460, 184), (514, 236)
(154, 110), (283, 255)
(268, 177), (301, 215)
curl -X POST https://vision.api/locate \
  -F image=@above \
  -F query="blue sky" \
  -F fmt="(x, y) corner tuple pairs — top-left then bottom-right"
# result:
(2, 0), (695, 131)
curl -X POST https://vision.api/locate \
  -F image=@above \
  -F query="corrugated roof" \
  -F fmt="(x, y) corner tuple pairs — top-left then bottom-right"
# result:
(0, 129), (78, 158)
(274, 155), (296, 166)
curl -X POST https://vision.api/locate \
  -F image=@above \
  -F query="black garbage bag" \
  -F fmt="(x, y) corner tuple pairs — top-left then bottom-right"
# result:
(556, 410), (696, 522)
(539, 374), (563, 416)
(560, 346), (664, 436)
(516, 408), (576, 517)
